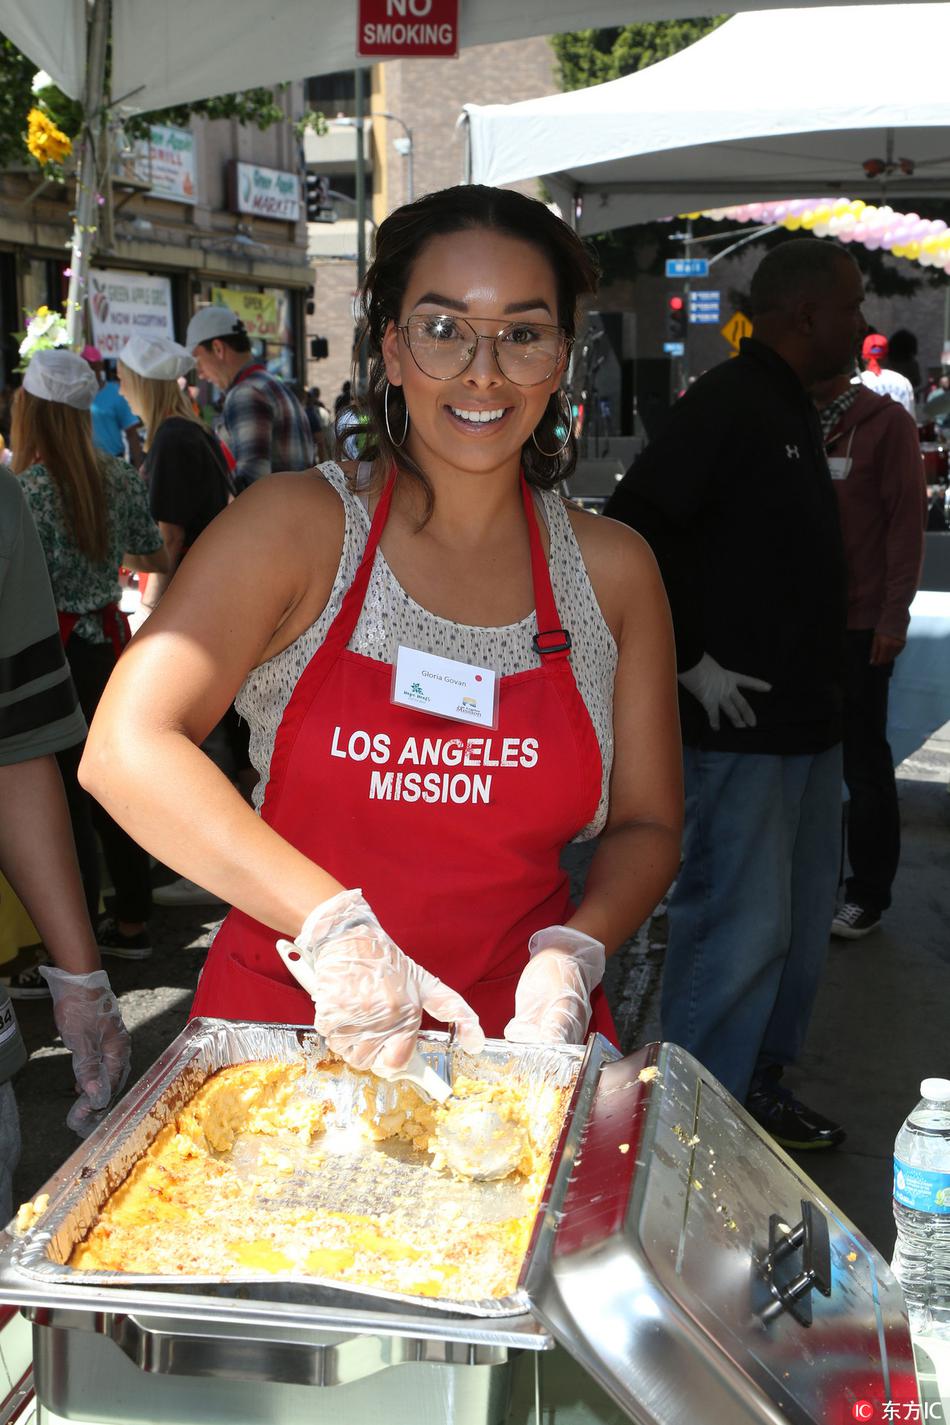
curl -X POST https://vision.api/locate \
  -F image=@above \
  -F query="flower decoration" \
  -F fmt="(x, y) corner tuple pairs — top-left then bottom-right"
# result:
(25, 107), (73, 167)
(15, 305), (71, 370)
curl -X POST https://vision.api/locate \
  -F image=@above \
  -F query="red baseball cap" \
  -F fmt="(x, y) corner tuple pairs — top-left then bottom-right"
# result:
(862, 333), (888, 361)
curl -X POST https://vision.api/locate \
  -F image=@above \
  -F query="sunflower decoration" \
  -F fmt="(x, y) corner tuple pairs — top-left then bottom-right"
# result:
(26, 107), (73, 167)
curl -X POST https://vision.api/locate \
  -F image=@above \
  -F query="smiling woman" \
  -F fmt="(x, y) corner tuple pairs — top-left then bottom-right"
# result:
(80, 183), (684, 1079)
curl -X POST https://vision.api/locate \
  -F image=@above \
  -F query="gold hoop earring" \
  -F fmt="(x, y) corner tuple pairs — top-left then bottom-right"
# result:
(384, 381), (409, 448)
(531, 391), (573, 458)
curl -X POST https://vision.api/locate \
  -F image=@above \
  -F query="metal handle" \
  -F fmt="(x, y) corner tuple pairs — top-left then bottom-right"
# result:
(108, 1314), (506, 1386)
(756, 1199), (832, 1327)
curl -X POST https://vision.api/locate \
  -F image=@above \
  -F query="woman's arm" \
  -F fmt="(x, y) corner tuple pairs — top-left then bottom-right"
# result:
(563, 513), (684, 954)
(122, 544), (170, 574)
(139, 521), (185, 609)
(81, 473), (350, 939)
(0, 755), (101, 975)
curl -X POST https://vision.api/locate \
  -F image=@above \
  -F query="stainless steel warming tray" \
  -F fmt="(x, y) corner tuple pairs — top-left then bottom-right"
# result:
(0, 1033), (919, 1425)
(7, 1017), (606, 1334)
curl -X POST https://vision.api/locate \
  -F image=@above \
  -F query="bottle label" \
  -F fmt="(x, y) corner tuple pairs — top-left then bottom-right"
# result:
(894, 1158), (950, 1214)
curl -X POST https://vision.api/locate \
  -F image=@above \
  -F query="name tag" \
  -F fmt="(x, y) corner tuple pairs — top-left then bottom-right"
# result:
(828, 457), (852, 481)
(392, 646), (498, 728)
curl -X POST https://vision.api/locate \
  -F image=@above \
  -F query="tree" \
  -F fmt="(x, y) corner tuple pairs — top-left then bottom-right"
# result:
(551, 21), (725, 91)
(0, 32), (291, 172)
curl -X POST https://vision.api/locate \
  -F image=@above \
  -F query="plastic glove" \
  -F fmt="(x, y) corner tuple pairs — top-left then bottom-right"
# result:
(678, 652), (772, 731)
(504, 926), (606, 1045)
(277, 888), (485, 1073)
(39, 966), (131, 1138)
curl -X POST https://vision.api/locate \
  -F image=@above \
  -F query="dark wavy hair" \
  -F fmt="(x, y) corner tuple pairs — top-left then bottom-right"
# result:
(340, 184), (599, 517)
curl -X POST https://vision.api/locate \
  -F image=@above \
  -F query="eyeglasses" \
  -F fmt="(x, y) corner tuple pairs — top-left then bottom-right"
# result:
(396, 314), (570, 386)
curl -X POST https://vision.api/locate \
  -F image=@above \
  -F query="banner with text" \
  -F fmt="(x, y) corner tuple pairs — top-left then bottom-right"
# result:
(229, 162), (301, 222)
(358, 0), (458, 57)
(112, 124), (196, 204)
(89, 269), (174, 356)
(210, 289), (281, 341)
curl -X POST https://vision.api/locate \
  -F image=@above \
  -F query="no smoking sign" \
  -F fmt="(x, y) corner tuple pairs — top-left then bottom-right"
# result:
(358, 0), (459, 57)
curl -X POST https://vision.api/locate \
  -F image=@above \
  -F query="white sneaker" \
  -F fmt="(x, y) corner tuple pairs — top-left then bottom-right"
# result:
(153, 877), (226, 907)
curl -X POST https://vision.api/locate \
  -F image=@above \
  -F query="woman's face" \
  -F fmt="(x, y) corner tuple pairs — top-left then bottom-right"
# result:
(381, 228), (566, 479)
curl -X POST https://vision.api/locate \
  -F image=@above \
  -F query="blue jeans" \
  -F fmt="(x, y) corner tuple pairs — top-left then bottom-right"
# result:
(661, 744), (843, 1104)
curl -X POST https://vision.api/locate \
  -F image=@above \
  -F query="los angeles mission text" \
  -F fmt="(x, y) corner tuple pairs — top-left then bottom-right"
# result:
(330, 726), (538, 804)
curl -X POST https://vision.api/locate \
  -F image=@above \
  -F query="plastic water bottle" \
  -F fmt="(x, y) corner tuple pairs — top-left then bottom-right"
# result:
(892, 1078), (950, 1338)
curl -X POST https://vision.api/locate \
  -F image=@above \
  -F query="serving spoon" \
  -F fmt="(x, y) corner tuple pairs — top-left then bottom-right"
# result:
(275, 941), (526, 1180)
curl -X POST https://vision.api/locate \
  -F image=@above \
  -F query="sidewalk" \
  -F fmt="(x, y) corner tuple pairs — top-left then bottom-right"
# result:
(12, 722), (950, 1259)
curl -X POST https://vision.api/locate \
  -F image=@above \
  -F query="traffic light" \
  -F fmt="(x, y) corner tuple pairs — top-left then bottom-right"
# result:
(304, 172), (331, 221)
(666, 294), (687, 343)
(310, 336), (329, 360)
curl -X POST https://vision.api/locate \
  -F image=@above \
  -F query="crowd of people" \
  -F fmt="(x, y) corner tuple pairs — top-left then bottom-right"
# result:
(0, 183), (931, 1220)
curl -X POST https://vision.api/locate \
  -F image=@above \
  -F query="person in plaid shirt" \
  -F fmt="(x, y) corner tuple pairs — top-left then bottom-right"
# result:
(185, 307), (313, 493)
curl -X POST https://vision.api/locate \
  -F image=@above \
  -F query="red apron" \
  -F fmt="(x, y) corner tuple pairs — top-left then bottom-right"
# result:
(57, 603), (131, 659)
(191, 470), (616, 1044)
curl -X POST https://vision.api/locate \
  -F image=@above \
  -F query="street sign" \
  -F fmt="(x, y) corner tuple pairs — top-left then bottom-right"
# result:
(663, 342), (685, 357)
(358, 0), (459, 57)
(689, 289), (721, 324)
(721, 311), (753, 351)
(665, 258), (709, 279)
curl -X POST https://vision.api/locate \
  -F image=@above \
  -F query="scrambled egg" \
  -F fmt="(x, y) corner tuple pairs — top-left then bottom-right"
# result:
(67, 1058), (564, 1300)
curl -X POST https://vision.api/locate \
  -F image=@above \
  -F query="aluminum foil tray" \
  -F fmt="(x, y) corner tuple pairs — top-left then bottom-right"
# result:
(8, 1018), (601, 1322)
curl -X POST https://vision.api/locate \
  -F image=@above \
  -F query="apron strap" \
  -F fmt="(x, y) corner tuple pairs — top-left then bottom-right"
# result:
(521, 475), (571, 662)
(320, 466), (570, 662)
(318, 466), (398, 658)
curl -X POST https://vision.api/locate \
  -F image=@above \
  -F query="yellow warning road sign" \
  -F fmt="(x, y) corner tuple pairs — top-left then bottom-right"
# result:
(721, 311), (752, 352)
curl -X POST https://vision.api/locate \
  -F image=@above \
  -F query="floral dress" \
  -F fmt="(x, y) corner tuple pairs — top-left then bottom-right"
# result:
(18, 456), (163, 643)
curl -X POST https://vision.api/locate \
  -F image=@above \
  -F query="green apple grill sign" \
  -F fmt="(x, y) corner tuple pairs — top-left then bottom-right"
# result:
(229, 162), (302, 222)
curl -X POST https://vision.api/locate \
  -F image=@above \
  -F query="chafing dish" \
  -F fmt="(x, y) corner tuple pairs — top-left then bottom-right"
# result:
(0, 1028), (917, 1424)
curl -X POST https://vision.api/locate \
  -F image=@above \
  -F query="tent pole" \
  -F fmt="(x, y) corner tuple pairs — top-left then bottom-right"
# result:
(66, 0), (111, 348)
(354, 66), (368, 395)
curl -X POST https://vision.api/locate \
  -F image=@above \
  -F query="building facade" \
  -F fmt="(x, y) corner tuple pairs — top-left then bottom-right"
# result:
(303, 38), (559, 407)
(0, 83), (312, 388)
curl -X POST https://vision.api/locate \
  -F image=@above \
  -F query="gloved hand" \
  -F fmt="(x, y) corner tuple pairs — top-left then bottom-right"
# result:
(277, 888), (485, 1073)
(39, 966), (131, 1138)
(504, 926), (606, 1045)
(678, 653), (772, 731)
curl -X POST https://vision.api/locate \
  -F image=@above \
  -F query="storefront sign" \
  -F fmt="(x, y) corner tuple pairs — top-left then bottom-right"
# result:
(147, 125), (197, 203)
(210, 288), (281, 341)
(112, 125), (197, 204)
(89, 268), (174, 356)
(357, 0), (458, 57)
(229, 162), (301, 222)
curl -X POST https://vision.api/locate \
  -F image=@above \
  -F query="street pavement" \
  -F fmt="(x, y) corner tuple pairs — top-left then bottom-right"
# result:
(12, 719), (950, 1260)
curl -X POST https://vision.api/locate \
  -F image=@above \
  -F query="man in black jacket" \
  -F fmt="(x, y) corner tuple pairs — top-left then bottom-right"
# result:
(605, 239), (865, 1150)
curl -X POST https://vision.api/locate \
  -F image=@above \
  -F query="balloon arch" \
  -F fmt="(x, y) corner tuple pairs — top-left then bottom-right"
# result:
(686, 199), (950, 274)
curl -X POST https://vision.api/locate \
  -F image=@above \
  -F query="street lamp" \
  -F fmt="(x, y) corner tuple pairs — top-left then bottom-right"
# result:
(334, 111), (414, 206)
(375, 111), (415, 206)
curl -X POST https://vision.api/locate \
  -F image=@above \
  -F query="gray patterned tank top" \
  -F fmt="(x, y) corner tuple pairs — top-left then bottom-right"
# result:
(236, 463), (617, 840)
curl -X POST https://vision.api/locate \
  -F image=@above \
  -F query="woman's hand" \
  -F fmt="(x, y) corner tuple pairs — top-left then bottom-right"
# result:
(278, 889), (484, 1072)
(504, 926), (606, 1045)
(39, 966), (131, 1137)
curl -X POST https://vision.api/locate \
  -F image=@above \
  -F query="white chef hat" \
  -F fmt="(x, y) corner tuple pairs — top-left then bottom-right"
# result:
(119, 334), (196, 382)
(22, 349), (99, 410)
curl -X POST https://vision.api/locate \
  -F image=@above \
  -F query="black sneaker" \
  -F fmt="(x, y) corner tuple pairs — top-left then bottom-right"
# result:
(831, 901), (881, 939)
(746, 1082), (846, 1151)
(0, 964), (51, 999)
(96, 916), (152, 961)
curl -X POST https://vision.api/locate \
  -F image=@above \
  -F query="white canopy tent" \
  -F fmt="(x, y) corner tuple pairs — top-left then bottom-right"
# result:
(0, 0), (946, 111)
(463, 3), (950, 233)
